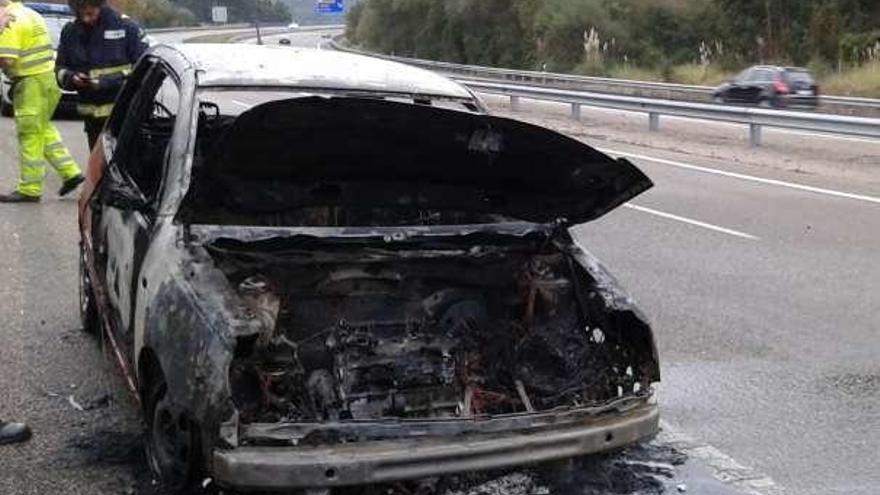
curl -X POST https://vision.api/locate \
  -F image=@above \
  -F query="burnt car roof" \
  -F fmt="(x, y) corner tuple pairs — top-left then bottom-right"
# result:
(160, 44), (474, 99)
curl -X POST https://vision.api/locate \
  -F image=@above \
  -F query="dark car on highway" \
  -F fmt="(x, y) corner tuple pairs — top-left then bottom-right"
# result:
(713, 65), (819, 109)
(0, 2), (77, 117)
(78, 44), (661, 493)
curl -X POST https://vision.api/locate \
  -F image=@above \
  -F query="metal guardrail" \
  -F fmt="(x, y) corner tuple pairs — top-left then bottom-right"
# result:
(823, 95), (880, 109)
(146, 23), (256, 34)
(328, 41), (880, 147)
(462, 80), (880, 147)
(383, 53), (880, 111)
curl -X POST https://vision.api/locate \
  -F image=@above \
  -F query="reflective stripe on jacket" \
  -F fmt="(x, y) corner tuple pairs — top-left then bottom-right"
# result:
(0, 2), (55, 78)
(76, 102), (114, 117)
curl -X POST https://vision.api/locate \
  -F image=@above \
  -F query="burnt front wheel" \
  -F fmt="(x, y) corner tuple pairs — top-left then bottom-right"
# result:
(78, 244), (99, 335)
(145, 374), (204, 493)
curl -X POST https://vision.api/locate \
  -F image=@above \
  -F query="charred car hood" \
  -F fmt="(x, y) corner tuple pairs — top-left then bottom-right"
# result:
(207, 97), (652, 224)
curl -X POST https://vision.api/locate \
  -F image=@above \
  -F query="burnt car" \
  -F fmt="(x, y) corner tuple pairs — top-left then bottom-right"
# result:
(78, 44), (661, 492)
(713, 65), (819, 109)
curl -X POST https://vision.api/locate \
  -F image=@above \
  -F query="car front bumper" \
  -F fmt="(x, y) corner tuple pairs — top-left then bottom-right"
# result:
(213, 398), (658, 490)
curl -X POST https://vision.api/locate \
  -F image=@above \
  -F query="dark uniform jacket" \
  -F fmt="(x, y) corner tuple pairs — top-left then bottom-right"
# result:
(55, 7), (148, 117)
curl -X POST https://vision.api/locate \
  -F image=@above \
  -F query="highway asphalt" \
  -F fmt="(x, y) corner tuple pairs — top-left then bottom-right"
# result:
(0, 26), (877, 495)
(488, 100), (880, 495)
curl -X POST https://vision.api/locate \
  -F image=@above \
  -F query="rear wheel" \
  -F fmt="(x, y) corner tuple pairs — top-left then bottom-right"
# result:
(79, 244), (99, 335)
(758, 98), (773, 108)
(145, 372), (204, 493)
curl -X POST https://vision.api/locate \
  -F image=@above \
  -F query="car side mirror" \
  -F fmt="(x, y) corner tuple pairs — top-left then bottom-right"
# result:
(98, 162), (150, 211)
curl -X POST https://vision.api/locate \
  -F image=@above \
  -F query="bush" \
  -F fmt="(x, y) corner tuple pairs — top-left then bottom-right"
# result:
(606, 64), (663, 82)
(839, 30), (880, 64)
(345, 0), (880, 96)
(822, 61), (880, 97)
(669, 63), (731, 86)
(111, 0), (197, 28)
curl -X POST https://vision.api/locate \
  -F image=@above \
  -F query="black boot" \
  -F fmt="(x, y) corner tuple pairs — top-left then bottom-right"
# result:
(0, 191), (40, 203)
(59, 174), (85, 197)
(0, 421), (32, 445)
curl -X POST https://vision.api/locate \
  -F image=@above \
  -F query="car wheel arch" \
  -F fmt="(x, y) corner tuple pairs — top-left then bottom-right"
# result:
(140, 346), (208, 492)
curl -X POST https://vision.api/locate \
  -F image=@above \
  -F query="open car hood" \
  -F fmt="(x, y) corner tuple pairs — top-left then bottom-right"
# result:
(206, 97), (652, 225)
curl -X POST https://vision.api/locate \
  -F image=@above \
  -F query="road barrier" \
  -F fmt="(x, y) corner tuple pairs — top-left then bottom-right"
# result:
(462, 80), (880, 147)
(329, 41), (880, 147)
(328, 41), (880, 115)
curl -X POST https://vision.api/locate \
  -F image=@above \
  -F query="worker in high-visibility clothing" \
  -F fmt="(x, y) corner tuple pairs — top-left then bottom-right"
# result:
(56, 0), (148, 149)
(0, 0), (83, 203)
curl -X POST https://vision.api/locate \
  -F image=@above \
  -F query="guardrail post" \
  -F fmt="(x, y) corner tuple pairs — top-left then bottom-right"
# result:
(571, 103), (581, 120)
(749, 124), (762, 147)
(510, 95), (521, 111)
(648, 112), (660, 132)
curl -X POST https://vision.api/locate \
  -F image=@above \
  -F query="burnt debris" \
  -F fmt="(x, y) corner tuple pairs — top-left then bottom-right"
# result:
(209, 233), (659, 430)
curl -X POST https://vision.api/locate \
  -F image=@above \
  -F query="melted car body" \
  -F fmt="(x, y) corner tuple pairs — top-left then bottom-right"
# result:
(78, 44), (660, 492)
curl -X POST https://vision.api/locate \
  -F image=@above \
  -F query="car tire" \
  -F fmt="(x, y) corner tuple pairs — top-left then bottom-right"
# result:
(758, 99), (773, 108)
(713, 95), (726, 104)
(145, 372), (205, 493)
(79, 244), (100, 335)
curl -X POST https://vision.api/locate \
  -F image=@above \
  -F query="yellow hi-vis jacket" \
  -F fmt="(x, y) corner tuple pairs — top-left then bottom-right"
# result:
(0, 1), (55, 78)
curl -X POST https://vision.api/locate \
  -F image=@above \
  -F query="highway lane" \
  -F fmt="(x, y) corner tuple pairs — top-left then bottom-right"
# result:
(488, 104), (880, 495)
(241, 28), (337, 48)
(0, 27), (877, 495)
(0, 120), (770, 495)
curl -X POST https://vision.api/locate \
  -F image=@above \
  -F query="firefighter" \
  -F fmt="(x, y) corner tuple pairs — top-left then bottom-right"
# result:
(0, 0), (83, 203)
(56, 0), (147, 150)
(0, 419), (31, 445)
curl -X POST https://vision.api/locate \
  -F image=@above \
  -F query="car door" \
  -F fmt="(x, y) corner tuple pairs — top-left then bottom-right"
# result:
(94, 63), (181, 355)
(728, 69), (753, 102)
(748, 69), (773, 103)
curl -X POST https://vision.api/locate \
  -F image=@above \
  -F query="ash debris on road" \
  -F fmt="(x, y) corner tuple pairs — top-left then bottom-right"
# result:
(332, 443), (687, 495)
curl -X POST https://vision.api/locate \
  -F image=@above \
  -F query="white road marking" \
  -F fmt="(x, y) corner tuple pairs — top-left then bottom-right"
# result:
(231, 99), (253, 109)
(658, 420), (783, 495)
(604, 148), (880, 205)
(624, 203), (760, 241)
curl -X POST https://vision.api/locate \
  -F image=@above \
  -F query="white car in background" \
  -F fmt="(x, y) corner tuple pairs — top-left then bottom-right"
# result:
(288, 21), (300, 30)
(0, 2), (77, 117)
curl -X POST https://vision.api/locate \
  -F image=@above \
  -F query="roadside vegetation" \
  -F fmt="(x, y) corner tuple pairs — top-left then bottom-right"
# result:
(346, 0), (880, 97)
(110, 0), (291, 28)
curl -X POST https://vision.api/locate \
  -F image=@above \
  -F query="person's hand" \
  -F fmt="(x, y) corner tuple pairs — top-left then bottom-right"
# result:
(0, 8), (16, 32)
(72, 73), (98, 90)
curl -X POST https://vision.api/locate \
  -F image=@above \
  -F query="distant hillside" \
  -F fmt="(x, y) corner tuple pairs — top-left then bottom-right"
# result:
(282, 0), (350, 25)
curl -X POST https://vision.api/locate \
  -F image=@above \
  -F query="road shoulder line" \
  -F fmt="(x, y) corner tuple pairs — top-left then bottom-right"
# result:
(604, 148), (880, 205)
(624, 203), (760, 241)
(658, 420), (784, 495)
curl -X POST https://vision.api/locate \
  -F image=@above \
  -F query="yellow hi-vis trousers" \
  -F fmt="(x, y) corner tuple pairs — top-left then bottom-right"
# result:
(12, 71), (81, 197)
